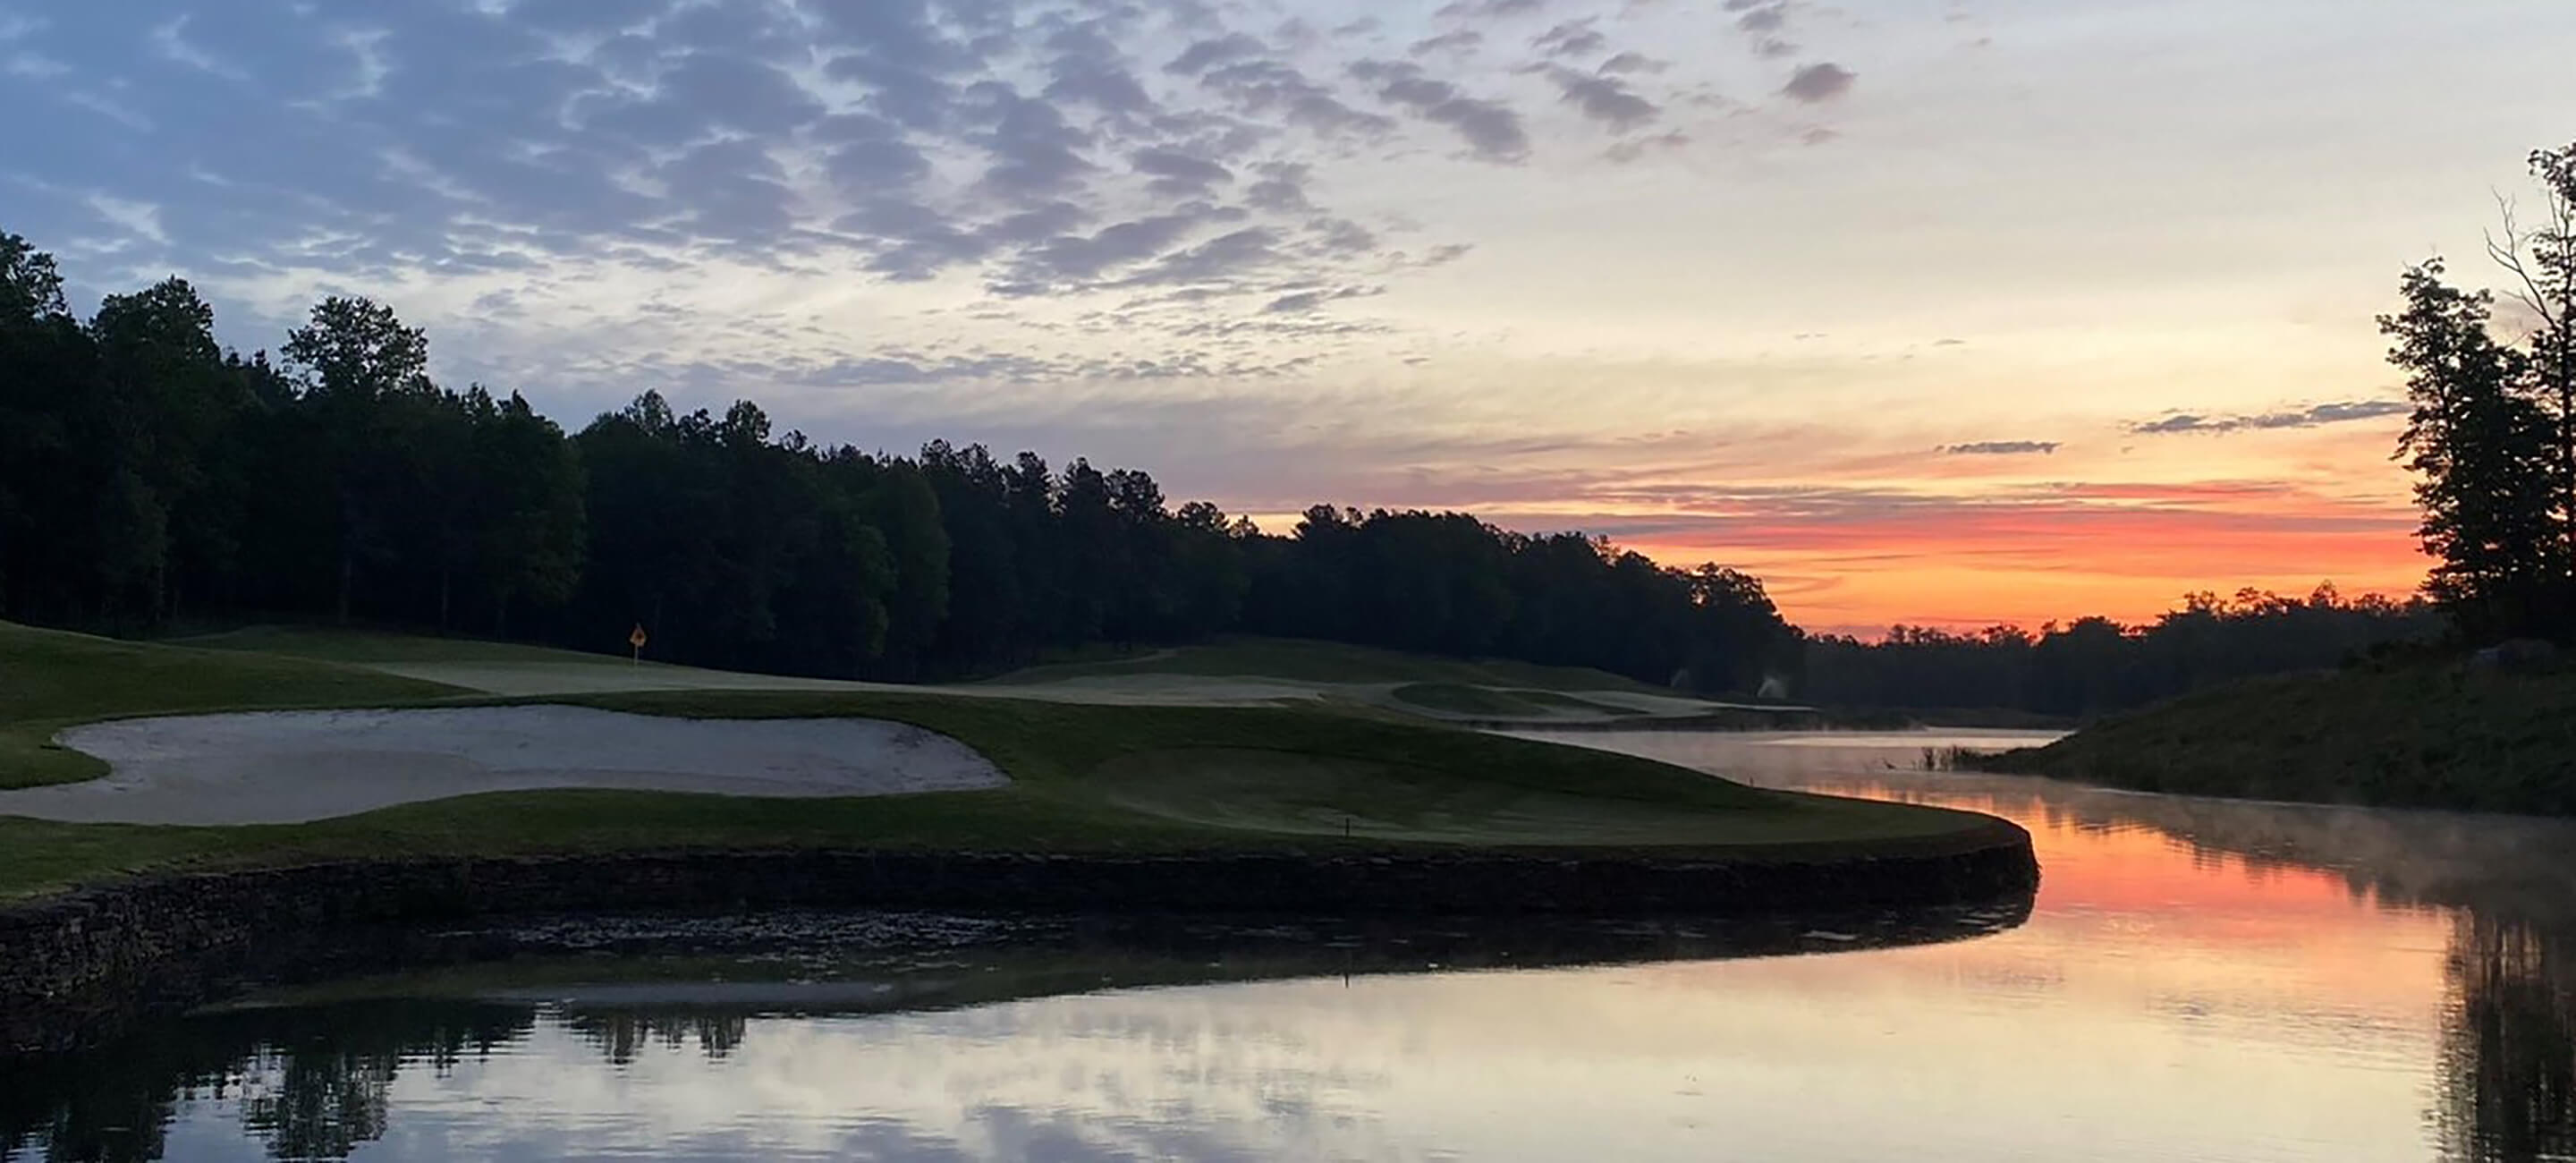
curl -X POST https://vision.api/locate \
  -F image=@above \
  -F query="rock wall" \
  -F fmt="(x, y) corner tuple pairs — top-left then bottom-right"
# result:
(0, 833), (2036, 1053)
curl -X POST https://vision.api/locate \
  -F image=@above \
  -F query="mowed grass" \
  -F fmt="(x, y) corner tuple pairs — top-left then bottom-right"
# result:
(0, 624), (2008, 899)
(176, 624), (624, 666)
(0, 622), (464, 790)
(988, 635), (1676, 695)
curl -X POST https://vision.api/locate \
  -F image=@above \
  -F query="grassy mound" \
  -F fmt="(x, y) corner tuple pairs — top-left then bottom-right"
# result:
(0, 623), (2012, 899)
(989, 635), (1670, 694)
(0, 623), (462, 790)
(1980, 661), (2576, 815)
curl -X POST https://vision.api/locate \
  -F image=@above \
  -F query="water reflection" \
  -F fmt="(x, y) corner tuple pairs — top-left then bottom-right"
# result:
(2443, 916), (2576, 1162)
(6, 729), (2574, 1161)
(1546, 730), (2576, 1163)
(0, 906), (2023, 1163)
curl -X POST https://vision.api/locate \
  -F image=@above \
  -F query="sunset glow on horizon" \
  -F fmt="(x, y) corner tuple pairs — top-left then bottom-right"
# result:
(7, 0), (2570, 633)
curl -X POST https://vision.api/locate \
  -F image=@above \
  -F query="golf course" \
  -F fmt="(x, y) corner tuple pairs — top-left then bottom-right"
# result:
(0, 620), (2028, 903)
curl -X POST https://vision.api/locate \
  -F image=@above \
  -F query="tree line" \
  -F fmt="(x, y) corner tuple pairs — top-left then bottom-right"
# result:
(0, 227), (1800, 691)
(1803, 586), (2441, 716)
(11, 165), (2546, 709)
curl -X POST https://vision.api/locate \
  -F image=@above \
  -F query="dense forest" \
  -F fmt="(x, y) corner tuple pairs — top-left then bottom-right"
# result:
(0, 229), (1798, 692)
(1801, 586), (2440, 716)
(0, 225), (2485, 709)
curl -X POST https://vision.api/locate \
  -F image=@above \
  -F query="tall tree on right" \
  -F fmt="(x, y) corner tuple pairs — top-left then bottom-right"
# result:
(2389, 142), (2576, 642)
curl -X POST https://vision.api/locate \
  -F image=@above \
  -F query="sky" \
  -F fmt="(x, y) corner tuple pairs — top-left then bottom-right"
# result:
(5, 0), (2576, 635)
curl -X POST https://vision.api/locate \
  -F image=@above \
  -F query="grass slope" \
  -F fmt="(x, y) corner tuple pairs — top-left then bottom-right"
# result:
(1981, 662), (2576, 816)
(0, 623), (2005, 899)
(989, 635), (1674, 695)
(0, 622), (463, 790)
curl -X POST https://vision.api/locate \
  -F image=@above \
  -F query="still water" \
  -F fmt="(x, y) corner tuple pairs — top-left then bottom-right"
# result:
(6, 729), (2573, 1162)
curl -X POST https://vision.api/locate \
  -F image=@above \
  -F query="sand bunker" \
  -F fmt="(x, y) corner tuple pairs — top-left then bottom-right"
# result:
(0, 706), (1007, 826)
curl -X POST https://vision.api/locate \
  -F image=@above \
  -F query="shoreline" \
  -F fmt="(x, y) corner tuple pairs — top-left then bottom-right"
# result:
(0, 831), (2037, 1054)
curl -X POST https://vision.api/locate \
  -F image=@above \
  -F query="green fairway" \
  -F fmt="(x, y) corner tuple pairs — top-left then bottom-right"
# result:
(0, 623), (2013, 900)
(987, 635), (1674, 695)
(0, 622), (464, 791)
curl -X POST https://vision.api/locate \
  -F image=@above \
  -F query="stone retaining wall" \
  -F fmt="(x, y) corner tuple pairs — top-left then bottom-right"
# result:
(0, 832), (2036, 1053)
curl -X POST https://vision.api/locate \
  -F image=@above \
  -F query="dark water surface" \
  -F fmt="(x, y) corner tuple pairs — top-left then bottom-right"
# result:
(7, 729), (2573, 1162)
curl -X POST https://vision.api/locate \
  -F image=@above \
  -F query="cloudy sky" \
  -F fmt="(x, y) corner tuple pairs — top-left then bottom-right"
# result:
(6, 0), (2575, 633)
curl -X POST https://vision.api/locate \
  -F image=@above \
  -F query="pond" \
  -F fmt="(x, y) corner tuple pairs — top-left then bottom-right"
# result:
(5, 729), (2571, 1162)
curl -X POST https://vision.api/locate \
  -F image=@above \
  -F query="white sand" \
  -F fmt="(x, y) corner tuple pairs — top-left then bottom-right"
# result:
(0, 706), (1007, 826)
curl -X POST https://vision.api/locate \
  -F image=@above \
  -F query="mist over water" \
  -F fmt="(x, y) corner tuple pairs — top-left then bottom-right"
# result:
(8, 731), (2571, 1162)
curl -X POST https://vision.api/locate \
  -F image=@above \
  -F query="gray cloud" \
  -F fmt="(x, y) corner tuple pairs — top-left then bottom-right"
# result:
(659, 139), (799, 242)
(834, 199), (992, 280)
(1942, 440), (2060, 456)
(1411, 30), (1484, 57)
(1350, 60), (1530, 162)
(1545, 68), (1658, 131)
(657, 51), (823, 135)
(1045, 45), (1157, 115)
(1606, 131), (1690, 163)
(2129, 400), (2411, 436)
(1533, 21), (1606, 58)
(1244, 162), (1313, 213)
(1197, 58), (1398, 139)
(1598, 51), (1667, 74)
(1165, 32), (1266, 75)
(817, 112), (933, 189)
(7, 0), (1792, 400)
(1264, 284), (1378, 313)
(970, 84), (1097, 199)
(1017, 210), (1224, 284)
(1123, 225), (1284, 286)
(1435, 0), (1549, 16)
(1781, 62), (1855, 103)
(1736, 4), (1790, 34)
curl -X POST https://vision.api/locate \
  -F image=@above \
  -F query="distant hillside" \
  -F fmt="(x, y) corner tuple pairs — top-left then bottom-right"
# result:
(1979, 660), (2576, 816)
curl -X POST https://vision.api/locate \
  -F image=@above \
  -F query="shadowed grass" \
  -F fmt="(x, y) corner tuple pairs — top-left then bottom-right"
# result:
(175, 624), (641, 666)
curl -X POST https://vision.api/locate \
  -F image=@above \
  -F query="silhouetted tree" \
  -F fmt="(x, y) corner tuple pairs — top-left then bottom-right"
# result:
(2392, 140), (2576, 641)
(2387, 262), (2563, 639)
